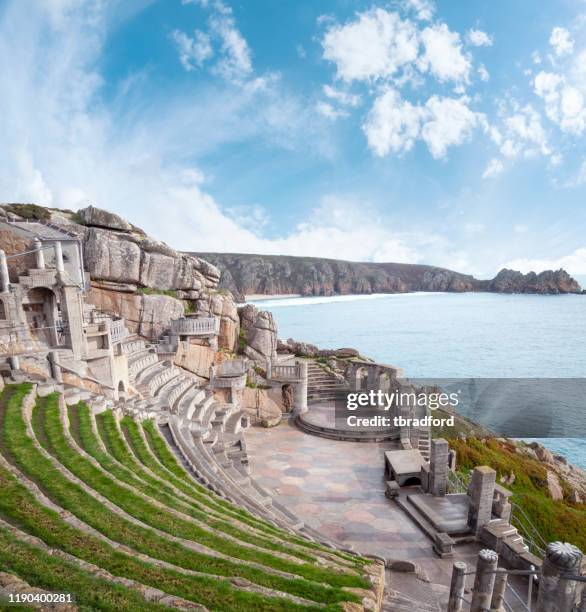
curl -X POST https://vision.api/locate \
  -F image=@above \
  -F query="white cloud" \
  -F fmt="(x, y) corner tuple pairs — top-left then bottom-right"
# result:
(321, 8), (419, 82)
(209, 9), (252, 82)
(421, 96), (482, 158)
(482, 158), (504, 178)
(172, 0), (252, 83)
(362, 88), (424, 156)
(363, 89), (481, 159)
(323, 84), (360, 107)
(534, 70), (586, 135)
(467, 29), (493, 47)
(503, 249), (586, 276)
(499, 104), (550, 158)
(316, 101), (348, 120)
(171, 29), (213, 71)
(403, 0), (435, 21)
(549, 26), (574, 57)
(478, 64), (489, 81)
(514, 224), (528, 234)
(418, 23), (471, 83)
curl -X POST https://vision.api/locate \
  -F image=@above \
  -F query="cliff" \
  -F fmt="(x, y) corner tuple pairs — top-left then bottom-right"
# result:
(193, 252), (583, 301)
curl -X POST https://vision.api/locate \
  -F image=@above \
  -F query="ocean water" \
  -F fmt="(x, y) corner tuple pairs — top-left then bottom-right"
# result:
(251, 292), (586, 469)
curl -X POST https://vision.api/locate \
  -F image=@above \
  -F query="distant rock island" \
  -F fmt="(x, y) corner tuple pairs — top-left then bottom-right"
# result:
(192, 252), (583, 301)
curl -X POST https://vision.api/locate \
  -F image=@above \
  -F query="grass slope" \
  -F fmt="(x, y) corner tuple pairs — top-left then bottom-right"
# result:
(449, 437), (586, 550)
(0, 384), (370, 609)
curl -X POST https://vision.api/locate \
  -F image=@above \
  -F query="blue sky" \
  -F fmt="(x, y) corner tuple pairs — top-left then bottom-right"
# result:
(0, 0), (585, 278)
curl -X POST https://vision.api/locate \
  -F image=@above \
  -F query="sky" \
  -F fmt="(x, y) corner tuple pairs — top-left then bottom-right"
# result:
(0, 0), (586, 278)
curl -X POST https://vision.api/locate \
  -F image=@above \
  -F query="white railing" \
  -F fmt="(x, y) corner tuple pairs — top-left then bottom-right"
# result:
(18, 269), (58, 288)
(271, 364), (302, 380)
(171, 317), (219, 336)
(109, 318), (128, 344)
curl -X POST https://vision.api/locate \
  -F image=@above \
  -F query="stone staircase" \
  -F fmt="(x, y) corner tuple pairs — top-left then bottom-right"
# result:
(306, 361), (348, 404)
(418, 428), (431, 460)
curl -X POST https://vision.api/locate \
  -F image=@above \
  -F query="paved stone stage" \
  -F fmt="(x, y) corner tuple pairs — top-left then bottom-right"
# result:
(297, 402), (399, 442)
(245, 420), (482, 590)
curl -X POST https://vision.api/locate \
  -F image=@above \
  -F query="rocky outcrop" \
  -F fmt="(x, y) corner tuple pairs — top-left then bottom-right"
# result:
(277, 338), (360, 359)
(83, 227), (217, 293)
(88, 286), (184, 338)
(239, 304), (277, 363)
(196, 292), (239, 351)
(77, 205), (133, 232)
(482, 268), (582, 294)
(194, 253), (582, 300)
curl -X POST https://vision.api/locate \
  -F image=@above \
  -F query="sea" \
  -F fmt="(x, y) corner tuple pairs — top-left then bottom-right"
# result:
(250, 292), (586, 469)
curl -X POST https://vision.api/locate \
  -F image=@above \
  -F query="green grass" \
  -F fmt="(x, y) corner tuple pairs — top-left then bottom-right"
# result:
(449, 437), (586, 550)
(0, 409), (314, 611)
(0, 526), (171, 612)
(36, 395), (365, 594)
(69, 405), (312, 562)
(2, 203), (50, 221)
(0, 385), (364, 606)
(138, 419), (361, 562)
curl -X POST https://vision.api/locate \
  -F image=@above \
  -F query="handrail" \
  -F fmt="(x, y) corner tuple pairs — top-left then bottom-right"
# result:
(447, 469), (469, 494)
(510, 502), (547, 557)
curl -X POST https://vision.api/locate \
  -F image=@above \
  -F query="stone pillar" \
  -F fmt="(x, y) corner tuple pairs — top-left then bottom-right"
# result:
(491, 571), (508, 611)
(0, 249), (10, 292)
(54, 241), (64, 272)
(8, 355), (20, 370)
(536, 542), (583, 612)
(447, 561), (467, 612)
(292, 360), (308, 415)
(467, 466), (496, 532)
(470, 549), (498, 612)
(61, 286), (86, 361)
(34, 238), (45, 269)
(429, 438), (449, 496)
(48, 351), (63, 383)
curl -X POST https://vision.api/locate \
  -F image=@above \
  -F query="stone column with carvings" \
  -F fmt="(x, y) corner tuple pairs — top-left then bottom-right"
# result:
(470, 549), (498, 612)
(34, 238), (45, 269)
(536, 541), (583, 612)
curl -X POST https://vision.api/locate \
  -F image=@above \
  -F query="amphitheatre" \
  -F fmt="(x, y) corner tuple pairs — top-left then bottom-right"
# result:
(0, 202), (583, 611)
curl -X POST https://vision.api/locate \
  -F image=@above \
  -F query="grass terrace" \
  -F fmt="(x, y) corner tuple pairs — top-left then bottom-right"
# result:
(0, 383), (377, 611)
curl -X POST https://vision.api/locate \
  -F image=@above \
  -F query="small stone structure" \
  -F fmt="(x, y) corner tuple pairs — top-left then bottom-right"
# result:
(467, 466), (497, 533)
(429, 438), (449, 496)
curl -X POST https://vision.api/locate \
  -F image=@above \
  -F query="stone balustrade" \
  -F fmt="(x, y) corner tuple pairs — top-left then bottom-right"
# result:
(170, 317), (219, 336)
(271, 364), (302, 380)
(109, 318), (128, 344)
(18, 268), (58, 288)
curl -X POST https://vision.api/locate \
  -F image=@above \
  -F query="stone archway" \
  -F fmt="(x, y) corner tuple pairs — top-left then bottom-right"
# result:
(281, 383), (293, 413)
(355, 366), (368, 391)
(22, 287), (60, 347)
(379, 371), (391, 393)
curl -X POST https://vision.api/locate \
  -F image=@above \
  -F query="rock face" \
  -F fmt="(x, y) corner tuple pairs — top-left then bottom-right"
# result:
(239, 304), (277, 362)
(83, 227), (217, 292)
(88, 286), (184, 338)
(77, 205), (133, 232)
(196, 292), (239, 351)
(483, 269), (582, 294)
(194, 253), (583, 300)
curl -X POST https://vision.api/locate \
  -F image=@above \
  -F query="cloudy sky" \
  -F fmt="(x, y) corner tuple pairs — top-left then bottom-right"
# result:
(1, 0), (586, 277)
